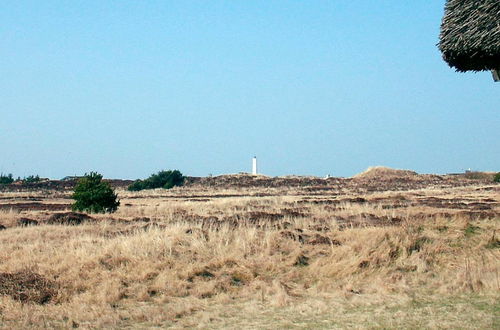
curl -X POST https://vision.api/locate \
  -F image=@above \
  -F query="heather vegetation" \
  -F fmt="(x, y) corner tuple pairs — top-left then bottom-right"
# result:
(0, 169), (498, 328)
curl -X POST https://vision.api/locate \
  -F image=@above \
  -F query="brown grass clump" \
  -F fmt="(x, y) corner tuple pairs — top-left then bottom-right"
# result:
(45, 212), (95, 225)
(17, 218), (38, 227)
(0, 270), (57, 304)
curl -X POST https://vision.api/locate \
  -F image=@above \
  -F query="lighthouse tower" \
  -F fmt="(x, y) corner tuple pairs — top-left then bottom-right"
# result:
(252, 156), (258, 175)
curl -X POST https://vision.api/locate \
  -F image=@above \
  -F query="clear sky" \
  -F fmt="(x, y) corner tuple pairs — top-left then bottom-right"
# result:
(1, 1), (498, 179)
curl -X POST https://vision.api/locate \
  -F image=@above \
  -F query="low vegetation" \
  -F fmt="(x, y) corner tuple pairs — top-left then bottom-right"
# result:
(127, 170), (184, 191)
(0, 169), (498, 328)
(72, 172), (120, 213)
(0, 173), (14, 185)
(0, 174), (41, 185)
(21, 175), (41, 184)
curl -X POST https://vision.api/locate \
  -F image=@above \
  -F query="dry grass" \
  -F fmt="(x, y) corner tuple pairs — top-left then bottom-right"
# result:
(353, 166), (418, 179)
(0, 181), (499, 328)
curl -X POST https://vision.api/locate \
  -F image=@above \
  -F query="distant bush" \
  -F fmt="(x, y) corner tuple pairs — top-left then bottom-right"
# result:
(128, 170), (184, 191)
(72, 172), (119, 213)
(0, 173), (14, 185)
(22, 175), (41, 183)
(464, 171), (492, 181)
(494, 172), (500, 183)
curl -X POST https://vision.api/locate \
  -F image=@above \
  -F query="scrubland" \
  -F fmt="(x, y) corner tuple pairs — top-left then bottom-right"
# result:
(0, 172), (499, 328)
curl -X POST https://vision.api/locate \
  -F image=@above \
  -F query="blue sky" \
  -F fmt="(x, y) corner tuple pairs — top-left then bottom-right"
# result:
(1, 1), (498, 179)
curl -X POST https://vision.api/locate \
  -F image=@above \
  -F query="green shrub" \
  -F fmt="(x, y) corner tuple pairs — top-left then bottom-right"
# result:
(0, 173), (14, 185)
(128, 170), (184, 191)
(464, 223), (480, 237)
(72, 172), (119, 213)
(23, 175), (41, 183)
(494, 172), (500, 183)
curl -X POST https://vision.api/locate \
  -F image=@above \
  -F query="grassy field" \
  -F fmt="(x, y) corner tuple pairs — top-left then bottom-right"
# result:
(0, 171), (499, 328)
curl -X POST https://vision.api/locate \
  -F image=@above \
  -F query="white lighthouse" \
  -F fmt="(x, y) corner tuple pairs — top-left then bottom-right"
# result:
(252, 156), (258, 175)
